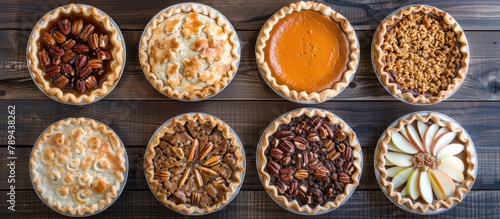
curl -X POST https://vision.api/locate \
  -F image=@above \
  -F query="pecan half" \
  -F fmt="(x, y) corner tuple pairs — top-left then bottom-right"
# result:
(53, 75), (69, 88)
(323, 139), (335, 151)
(75, 54), (88, 71)
(178, 168), (191, 188)
(205, 184), (218, 198)
(187, 139), (199, 161)
(193, 169), (203, 187)
(73, 44), (90, 54)
(76, 80), (86, 93)
(275, 180), (289, 194)
(48, 45), (64, 58)
(334, 129), (347, 142)
(170, 147), (185, 159)
(61, 63), (74, 76)
(196, 166), (218, 176)
(61, 51), (76, 63)
(278, 140), (295, 154)
(270, 147), (284, 160)
(62, 39), (76, 51)
(276, 130), (295, 141)
(308, 159), (321, 170)
(72, 19), (84, 35)
(279, 156), (291, 165)
(39, 49), (51, 67)
(89, 33), (99, 50)
(314, 166), (330, 178)
(292, 136), (308, 151)
(86, 58), (102, 69)
(266, 160), (281, 175)
(79, 24), (94, 41)
(203, 155), (221, 167)
(339, 172), (351, 184)
(343, 146), (352, 160)
(294, 169), (309, 180)
(58, 19), (71, 35)
(327, 150), (341, 161)
(191, 192), (201, 206)
(44, 65), (60, 78)
(310, 116), (324, 129)
(289, 180), (298, 196)
(41, 32), (56, 46)
(78, 66), (92, 78)
(198, 142), (213, 161)
(338, 143), (346, 153)
(52, 31), (66, 44)
(280, 167), (294, 182)
(85, 76), (98, 90)
(307, 133), (320, 142)
(155, 170), (170, 181)
(97, 50), (112, 60)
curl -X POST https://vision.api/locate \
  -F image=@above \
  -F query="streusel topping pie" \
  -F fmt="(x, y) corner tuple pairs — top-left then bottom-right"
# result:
(372, 5), (469, 104)
(30, 118), (127, 216)
(27, 4), (125, 104)
(139, 3), (240, 100)
(144, 113), (245, 214)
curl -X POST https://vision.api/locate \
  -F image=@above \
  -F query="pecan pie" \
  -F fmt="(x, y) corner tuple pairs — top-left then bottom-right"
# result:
(256, 1), (359, 103)
(257, 108), (362, 214)
(375, 112), (476, 213)
(372, 5), (469, 104)
(27, 4), (125, 104)
(30, 118), (127, 216)
(144, 113), (245, 214)
(139, 3), (240, 101)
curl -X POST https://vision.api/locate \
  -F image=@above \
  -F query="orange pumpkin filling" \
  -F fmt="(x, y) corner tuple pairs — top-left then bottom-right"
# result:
(264, 10), (350, 93)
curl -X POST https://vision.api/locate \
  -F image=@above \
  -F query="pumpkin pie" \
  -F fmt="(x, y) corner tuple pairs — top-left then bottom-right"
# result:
(139, 3), (240, 101)
(144, 113), (245, 214)
(27, 4), (125, 104)
(372, 5), (469, 104)
(30, 117), (127, 216)
(375, 112), (476, 213)
(257, 108), (362, 214)
(256, 1), (360, 103)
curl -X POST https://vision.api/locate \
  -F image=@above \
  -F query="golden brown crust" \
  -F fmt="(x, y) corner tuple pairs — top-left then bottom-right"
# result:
(139, 3), (240, 101)
(27, 4), (124, 104)
(255, 1), (359, 103)
(372, 5), (469, 104)
(375, 112), (476, 212)
(257, 108), (362, 214)
(144, 113), (245, 214)
(30, 117), (126, 216)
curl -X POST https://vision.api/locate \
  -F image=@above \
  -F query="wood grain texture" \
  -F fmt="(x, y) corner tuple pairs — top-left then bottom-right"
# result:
(1, 100), (499, 147)
(0, 147), (498, 191)
(2, 30), (500, 101)
(1, 190), (499, 218)
(2, 0), (500, 30)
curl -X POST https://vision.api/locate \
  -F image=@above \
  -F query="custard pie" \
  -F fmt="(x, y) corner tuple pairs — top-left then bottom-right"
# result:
(256, 1), (359, 103)
(144, 113), (245, 214)
(372, 5), (469, 104)
(139, 3), (240, 101)
(257, 108), (362, 214)
(30, 118), (127, 216)
(27, 4), (125, 104)
(375, 112), (476, 213)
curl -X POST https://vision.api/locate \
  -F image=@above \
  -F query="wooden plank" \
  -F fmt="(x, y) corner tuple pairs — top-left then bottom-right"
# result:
(0, 100), (499, 147)
(1, 190), (499, 218)
(1, 147), (498, 191)
(2, 0), (500, 31)
(2, 30), (500, 101)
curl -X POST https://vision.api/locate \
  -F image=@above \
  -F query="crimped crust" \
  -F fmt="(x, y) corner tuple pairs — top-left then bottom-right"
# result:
(375, 112), (476, 213)
(144, 113), (245, 214)
(139, 3), (240, 101)
(30, 117), (126, 216)
(372, 5), (469, 104)
(27, 4), (124, 104)
(255, 1), (359, 103)
(257, 108), (362, 214)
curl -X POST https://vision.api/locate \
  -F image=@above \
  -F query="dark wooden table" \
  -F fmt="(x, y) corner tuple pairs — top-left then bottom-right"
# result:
(1, 0), (500, 218)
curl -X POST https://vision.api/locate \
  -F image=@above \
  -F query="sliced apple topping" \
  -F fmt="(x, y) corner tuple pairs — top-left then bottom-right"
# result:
(383, 119), (467, 204)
